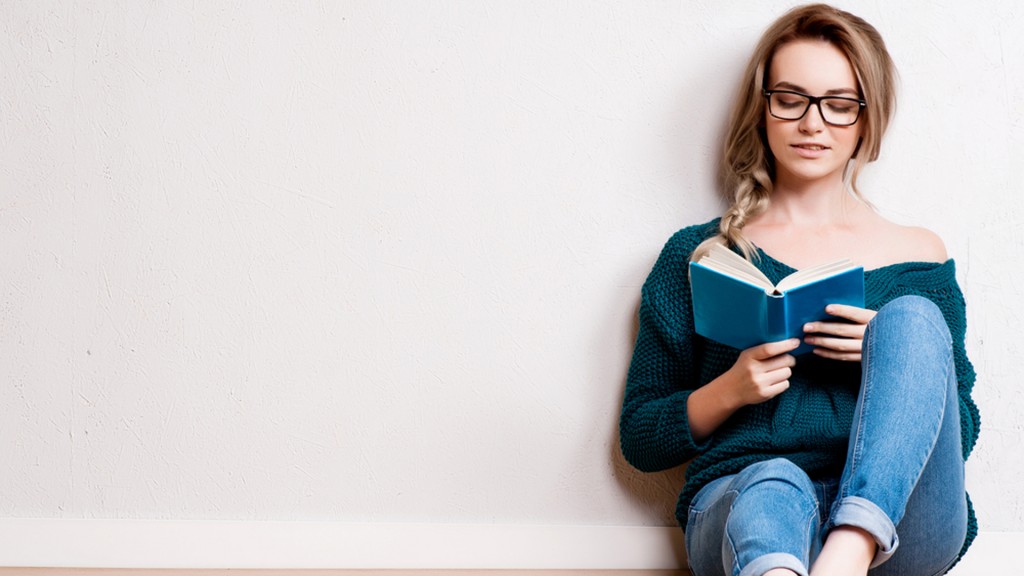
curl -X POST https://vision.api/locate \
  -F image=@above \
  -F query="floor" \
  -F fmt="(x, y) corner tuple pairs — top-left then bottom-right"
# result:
(0, 571), (691, 576)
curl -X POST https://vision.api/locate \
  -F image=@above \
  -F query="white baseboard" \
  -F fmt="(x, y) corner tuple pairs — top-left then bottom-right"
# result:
(0, 519), (685, 569)
(0, 518), (1013, 573)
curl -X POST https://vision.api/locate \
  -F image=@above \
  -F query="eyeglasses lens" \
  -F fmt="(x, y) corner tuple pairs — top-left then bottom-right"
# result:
(768, 93), (860, 126)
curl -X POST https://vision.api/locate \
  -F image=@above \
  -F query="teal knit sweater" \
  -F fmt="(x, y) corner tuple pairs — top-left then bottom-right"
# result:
(619, 218), (981, 559)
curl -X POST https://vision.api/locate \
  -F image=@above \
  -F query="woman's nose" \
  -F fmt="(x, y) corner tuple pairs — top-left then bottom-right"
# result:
(799, 102), (826, 132)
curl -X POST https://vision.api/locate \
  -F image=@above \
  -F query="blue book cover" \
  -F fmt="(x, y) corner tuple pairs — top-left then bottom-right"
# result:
(689, 247), (865, 354)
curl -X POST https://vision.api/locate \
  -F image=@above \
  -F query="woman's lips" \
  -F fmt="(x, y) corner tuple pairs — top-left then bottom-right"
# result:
(791, 143), (830, 158)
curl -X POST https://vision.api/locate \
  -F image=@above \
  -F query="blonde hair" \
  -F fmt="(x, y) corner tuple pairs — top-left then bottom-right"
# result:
(692, 3), (897, 262)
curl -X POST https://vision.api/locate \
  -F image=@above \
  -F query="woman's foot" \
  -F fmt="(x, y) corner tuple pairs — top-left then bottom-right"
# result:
(809, 526), (876, 576)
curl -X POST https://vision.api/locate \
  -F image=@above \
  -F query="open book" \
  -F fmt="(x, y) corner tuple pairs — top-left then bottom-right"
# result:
(689, 243), (865, 354)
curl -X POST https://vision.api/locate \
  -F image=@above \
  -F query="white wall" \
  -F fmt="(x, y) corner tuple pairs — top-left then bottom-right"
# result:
(1, 0), (1022, 558)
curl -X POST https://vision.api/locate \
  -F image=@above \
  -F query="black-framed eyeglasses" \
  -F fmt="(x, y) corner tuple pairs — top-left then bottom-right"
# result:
(763, 89), (866, 126)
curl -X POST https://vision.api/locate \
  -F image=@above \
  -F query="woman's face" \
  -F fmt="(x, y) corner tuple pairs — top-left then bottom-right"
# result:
(764, 39), (863, 189)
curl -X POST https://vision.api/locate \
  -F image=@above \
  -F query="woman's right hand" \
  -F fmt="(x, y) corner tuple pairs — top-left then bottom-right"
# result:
(687, 338), (800, 441)
(722, 338), (800, 407)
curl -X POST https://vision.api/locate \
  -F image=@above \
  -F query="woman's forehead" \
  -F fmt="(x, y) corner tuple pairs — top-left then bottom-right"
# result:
(768, 39), (858, 94)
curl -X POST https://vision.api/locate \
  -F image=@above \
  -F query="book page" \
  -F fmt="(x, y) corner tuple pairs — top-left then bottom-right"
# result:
(699, 244), (774, 291)
(775, 259), (858, 294)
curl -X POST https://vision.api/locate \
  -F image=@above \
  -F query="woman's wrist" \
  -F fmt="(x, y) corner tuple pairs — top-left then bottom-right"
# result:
(687, 372), (745, 441)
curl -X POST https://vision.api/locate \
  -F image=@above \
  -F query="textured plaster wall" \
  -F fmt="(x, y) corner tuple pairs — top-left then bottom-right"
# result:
(1, 1), (1022, 531)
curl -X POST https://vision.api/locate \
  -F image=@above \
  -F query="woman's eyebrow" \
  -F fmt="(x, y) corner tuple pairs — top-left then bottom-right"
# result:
(772, 81), (860, 96)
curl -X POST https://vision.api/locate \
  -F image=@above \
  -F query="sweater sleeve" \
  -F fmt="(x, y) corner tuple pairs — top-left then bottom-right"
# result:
(619, 228), (711, 472)
(941, 273), (981, 461)
(933, 269), (982, 576)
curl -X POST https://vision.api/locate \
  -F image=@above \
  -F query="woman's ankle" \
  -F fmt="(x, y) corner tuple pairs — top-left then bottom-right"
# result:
(809, 526), (876, 576)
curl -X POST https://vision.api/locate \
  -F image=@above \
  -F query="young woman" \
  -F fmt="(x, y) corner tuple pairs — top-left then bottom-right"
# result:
(618, 4), (980, 576)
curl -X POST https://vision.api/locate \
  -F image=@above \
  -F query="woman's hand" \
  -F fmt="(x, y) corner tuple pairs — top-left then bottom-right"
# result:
(723, 338), (801, 406)
(803, 304), (877, 362)
(687, 338), (799, 441)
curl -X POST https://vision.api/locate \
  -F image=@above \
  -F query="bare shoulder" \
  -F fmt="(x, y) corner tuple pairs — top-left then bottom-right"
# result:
(884, 222), (949, 263)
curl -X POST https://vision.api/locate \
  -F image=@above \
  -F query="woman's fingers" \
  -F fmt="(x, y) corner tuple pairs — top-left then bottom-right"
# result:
(804, 305), (877, 338)
(812, 346), (862, 362)
(804, 334), (861, 352)
(823, 304), (877, 324)
(750, 338), (801, 360)
(804, 320), (863, 339)
(802, 304), (876, 362)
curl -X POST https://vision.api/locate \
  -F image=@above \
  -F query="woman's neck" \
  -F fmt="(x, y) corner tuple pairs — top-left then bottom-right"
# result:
(763, 177), (863, 228)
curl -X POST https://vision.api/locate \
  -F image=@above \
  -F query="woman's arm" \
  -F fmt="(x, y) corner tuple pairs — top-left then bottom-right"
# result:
(619, 228), (714, 471)
(619, 295), (703, 472)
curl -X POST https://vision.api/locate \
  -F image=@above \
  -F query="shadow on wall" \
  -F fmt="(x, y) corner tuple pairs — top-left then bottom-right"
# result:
(603, 45), (742, 566)
(610, 294), (689, 568)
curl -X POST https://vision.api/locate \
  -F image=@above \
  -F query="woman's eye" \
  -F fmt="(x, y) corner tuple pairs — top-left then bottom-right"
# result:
(776, 96), (805, 108)
(825, 101), (855, 114)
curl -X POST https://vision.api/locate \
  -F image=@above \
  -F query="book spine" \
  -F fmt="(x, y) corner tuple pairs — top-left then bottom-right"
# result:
(765, 293), (787, 343)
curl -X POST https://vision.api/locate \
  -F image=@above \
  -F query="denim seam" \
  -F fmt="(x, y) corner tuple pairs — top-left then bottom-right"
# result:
(840, 322), (875, 503)
(725, 513), (739, 576)
(916, 308), (954, 350)
(941, 346), (954, 402)
(721, 487), (742, 576)
(800, 499), (818, 568)
(689, 488), (740, 521)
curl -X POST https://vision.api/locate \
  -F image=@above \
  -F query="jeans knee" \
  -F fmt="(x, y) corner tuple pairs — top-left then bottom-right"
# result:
(874, 295), (948, 336)
(870, 295), (952, 352)
(737, 458), (816, 497)
(727, 459), (819, 551)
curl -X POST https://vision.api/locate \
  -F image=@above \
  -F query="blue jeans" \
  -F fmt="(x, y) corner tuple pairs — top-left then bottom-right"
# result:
(685, 296), (967, 576)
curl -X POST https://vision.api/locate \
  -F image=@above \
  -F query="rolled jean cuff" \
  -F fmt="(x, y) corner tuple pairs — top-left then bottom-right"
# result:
(828, 495), (898, 568)
(739, 552), (808, 576)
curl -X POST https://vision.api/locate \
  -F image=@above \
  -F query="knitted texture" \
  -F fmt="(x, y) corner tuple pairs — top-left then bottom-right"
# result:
(619, 218), (981, 563)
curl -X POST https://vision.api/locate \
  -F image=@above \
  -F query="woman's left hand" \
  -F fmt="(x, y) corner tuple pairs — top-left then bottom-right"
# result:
(803, 304), (877, 362)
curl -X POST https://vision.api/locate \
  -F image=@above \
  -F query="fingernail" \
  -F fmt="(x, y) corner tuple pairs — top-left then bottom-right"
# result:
(803, 323), (813, 332)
